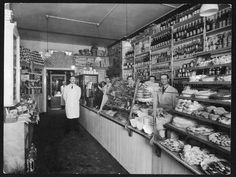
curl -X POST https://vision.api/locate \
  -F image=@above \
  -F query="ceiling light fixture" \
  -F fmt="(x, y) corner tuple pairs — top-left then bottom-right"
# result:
(124, 3), (132, 49)
(200, 4), (219, 17)
(44, 15), (51, 58)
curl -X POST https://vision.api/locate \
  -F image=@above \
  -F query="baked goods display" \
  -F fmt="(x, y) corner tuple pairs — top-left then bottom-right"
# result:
(136, 84), (153, 102)
(208, 132), (231, 147)
(179, 145), (210, 166)
(172, 116), (197, 129)
(160, 138), (185, 152)
(181, 86), (198, 97)
(186, 125), (214, 136)
(201, 157), (231, 175)
(191, 105), (231, 125)
(175, 99), (204, 114)
(194, 90), (216, 99)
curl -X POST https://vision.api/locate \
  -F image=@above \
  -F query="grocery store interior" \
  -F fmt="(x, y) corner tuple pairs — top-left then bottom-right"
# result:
(3, 3), (232, 175)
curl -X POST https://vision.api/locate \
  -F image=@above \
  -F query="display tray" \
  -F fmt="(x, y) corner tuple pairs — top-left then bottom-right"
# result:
(177, 96), (231, 106)
(127, 125), (152, 139)
(164, 123), (231, 156)
(153, 140), (203, 175)
(182, 81), (231, 85)
(170, 110), (230, 129)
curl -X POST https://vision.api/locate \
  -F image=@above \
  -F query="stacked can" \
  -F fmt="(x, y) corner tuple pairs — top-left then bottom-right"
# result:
(26, 143), (37, 173)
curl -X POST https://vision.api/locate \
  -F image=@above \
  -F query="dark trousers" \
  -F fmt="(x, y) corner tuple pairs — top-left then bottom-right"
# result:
(65, 118), (79, 133)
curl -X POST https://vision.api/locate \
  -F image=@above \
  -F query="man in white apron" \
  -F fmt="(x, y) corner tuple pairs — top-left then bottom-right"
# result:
(63, 76), (81, 133)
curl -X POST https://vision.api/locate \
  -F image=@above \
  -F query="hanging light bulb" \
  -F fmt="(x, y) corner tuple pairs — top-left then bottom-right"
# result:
(200, 4), (219, 17)
(44, 15), (51, 58)
(124, 4), (132, 50)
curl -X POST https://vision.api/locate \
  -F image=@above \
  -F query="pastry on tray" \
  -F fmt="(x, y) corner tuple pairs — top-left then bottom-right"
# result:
(186, 125), (214, 136)
(208, 132), (231, 147)
(201, 157), (231, 175)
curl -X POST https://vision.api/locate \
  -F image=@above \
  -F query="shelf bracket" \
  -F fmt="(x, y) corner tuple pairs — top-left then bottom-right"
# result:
(154, 144), (162, 157)
(124, 123), (133, 137)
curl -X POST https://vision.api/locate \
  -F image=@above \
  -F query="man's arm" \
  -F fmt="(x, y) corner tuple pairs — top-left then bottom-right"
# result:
(78, 87), (81, 100)
(63, 86), (67, 101)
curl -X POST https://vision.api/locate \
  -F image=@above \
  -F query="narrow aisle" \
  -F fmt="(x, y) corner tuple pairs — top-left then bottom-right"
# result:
(33, 109), (128, 174)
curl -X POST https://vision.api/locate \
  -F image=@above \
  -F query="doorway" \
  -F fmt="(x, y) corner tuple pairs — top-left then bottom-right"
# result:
(46, 69), (74, 111)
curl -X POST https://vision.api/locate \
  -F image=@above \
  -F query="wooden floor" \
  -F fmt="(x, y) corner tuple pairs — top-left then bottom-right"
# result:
(32, 109), (128, 174)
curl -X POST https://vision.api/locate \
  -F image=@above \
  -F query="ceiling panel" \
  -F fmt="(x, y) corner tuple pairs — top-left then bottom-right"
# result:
(12, 3), (183, 47)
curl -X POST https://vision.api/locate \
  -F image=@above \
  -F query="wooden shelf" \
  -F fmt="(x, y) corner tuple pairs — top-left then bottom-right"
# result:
(134, 35), (150, 43)
(153, 140), (203, 175)
(194, 47), (231, 57)
(134, 51), (150, 58)
(186, 63), (231, 71)
(125, 55), (134, 60)
(28, 80), (40, 82)
(152, 61), (171, 66)
(173, 55), (196, 62)
(174, 33), (203, 46)
(182, 81), (231, 86)
(173, 77), (189, 80)
(73, 55), (108, 58)
(151, 27), (171, 38)
(177, 96), (231, 106)
(206, 25), (231, 36)
(164, 123), (231, 155)
(128, 125), (152, 139)
(173, 13), (201, 29)
(27, 87), (42, 89)
(169, 110), (230, 129)
(123, 68), (134, 70)
(151, 43), (171, 52)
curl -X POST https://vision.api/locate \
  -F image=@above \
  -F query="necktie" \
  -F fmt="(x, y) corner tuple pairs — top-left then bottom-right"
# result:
(162, 86), (168, 94)
(71, 84), (73, 89)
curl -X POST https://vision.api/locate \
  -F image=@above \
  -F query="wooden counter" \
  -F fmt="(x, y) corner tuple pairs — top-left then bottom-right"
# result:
(3, 121), (34, 173)
(79, 105), (194, 174)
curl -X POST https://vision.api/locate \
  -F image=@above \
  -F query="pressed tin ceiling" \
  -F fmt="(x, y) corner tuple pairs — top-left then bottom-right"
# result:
(12, 3), (183, 47)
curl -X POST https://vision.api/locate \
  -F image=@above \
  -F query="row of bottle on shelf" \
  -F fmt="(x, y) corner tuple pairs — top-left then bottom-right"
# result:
(134, 54), (150, 64)
(206, 7), (232, 32)
(176, 66), (231, 78)
(173, 37), (203, 60)
(125, 50), (134, 58)
(173, 18), (203, 42)
(175, 54), (232, 78)
(152, 4), (201, 34)
(123, 62), (134, 69)
(206, 31), (231, 51)
(151, 51), (171, 64)
(151, 31), (171, 48)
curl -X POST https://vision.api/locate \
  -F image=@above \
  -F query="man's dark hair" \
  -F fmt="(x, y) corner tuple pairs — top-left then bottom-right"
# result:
(149, 75), (156, 81)
(160, 73), (169, 79)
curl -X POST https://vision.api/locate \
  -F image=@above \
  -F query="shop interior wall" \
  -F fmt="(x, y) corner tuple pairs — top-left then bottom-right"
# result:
(21, 33), (109, 112)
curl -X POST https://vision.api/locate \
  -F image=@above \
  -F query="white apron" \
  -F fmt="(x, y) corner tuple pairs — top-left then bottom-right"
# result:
(63, 83), (81, 119)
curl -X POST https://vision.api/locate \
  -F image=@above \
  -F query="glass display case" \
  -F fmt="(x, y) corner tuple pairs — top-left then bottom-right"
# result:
(75, 74), (98, 106)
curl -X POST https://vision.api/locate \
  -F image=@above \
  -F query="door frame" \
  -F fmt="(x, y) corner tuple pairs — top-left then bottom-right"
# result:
(50, 74), (66, 96)
(43, 67), (75, 112)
